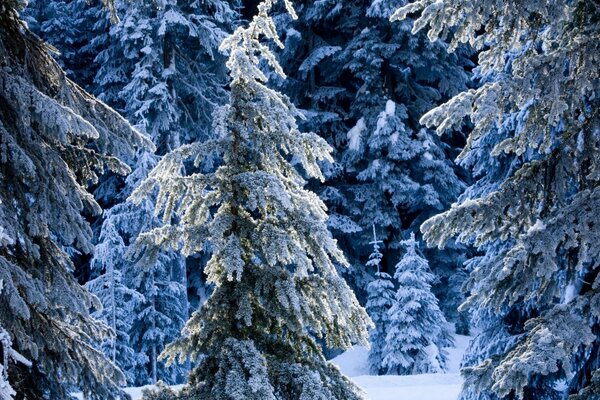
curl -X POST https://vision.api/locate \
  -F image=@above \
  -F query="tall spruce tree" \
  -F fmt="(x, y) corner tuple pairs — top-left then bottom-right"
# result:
(0, 0), (149, 398)
(130, 0), (371, 398)
(365, 226), (395, 375)
(382, 233), (452, 375)
(394, 1), (600, 398)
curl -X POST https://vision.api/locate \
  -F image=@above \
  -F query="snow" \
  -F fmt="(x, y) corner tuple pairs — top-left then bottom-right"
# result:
(0, 226), (14, 247)
(72, 385), (185, 400)
(527, 219), (546, 235)
(328, 332), (470, 399)
(332, 345), (371, 377)
(7, 349), (31, 368)
(353, 373), (462, 400)
(564, 283), (576, 303)
(348, 118), (366, 151)
(74, 333), (471, 400)
(385, 100), (396, 116)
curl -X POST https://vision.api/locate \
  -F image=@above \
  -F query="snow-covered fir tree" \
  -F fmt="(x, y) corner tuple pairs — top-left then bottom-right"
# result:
(394, 0), (600, 398)
(0, 1), (149, 398)
(130, 1), (371, 398)
(365, 226), (395, 375)
(94, 0), (238, 149)
(270, 0), (471, 324)
(22, 0), (110, 89)
(85, 0), (239, 385)
(89, 151), (189, 386)
(85, 216), (144, 385)
(382, 233), (452, 375)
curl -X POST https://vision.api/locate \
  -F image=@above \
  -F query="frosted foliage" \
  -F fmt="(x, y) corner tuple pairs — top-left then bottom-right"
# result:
(0, 325), (15, 400)
(365, 229), (395, 375)
(88, 152), (189, 386)
(394, 0), (600, 398)
(382, 234), (452, 375)
(131, 1), (370, 398)
(93, 0), (237, 151)
(267, 0), (469, 316)
(21, 0), (105, 87)
(0, 4), (148, 399)
(343, 100), (464, 247)
(87, 0), (238, 385)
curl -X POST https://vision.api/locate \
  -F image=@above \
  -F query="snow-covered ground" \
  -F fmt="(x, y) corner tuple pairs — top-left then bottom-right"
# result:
(328, 333), (470, 400)
(75, 334), (470, 400)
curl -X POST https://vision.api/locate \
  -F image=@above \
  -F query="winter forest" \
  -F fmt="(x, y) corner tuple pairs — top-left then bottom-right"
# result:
(0, 0), (599, 399)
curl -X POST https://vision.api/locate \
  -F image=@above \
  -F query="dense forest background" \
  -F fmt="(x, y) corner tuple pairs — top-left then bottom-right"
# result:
(20, 0), (472, 384)
(1, 0), (599, 399)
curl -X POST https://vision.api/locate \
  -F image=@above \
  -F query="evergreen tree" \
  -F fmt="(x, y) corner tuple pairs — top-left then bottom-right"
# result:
(89, 150), (190, 386)
(94, 0), (238, 149)
(84, 205), (145, 385)
(394, 0), (600, 398)
(130, 1), (371, 398)
(22, 0), (110, 89)
(0, 1), (148, 398)
(365, 226), (395, 375)
(270, 0), (470, 321)
(383, 233), (452, 375)
(86, 0), (239, 385)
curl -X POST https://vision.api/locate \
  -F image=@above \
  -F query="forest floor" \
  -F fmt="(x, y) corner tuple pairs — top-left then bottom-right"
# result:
(90, 333), (470, 400)
(330, 332), (469, 400)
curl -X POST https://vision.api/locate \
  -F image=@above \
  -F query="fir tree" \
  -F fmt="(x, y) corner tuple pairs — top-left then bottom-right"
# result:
(94, 0), (238, 149)
(365, 225), (395, 375)
(84, 207), (145, 385)
(87, 0), (239, 385)
(22, 0), (111, 89)
(130, 1), (371, 398)
(394, 0), (600, 397)
(270, 0), (470, 321)
(0, 1), (148, 398)
(89, 150), (190, 386)
(382, 233), (452, 375)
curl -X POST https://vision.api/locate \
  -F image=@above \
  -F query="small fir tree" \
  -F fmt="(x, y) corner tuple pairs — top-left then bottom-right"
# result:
(131, 1), (371, 398)
(383, 233), (452, 375)
(365, 225), (395, 375)
(84, 217), (144, 384)
(87, 0), (238, 385)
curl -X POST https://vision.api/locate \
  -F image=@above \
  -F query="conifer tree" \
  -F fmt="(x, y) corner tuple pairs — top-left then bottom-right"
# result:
(0, 1), (148, 398)
(86, 0), (238, 385)
(84, 209), (145, 384)
(89, 150), (190, 386)
(383, 233), (452, 375)
(365, 226), (395, 375)
(269, 0), (470, 320)
(394, 1), (600, 397)
(131, 1), (371, 398)
(22, 0), (111, 89)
